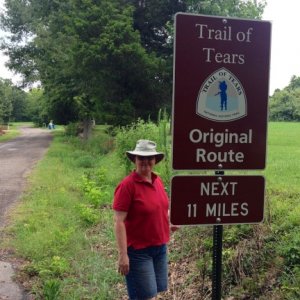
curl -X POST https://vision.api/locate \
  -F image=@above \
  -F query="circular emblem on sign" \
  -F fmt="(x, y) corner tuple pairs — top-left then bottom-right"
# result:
(196, 68), (247, 122)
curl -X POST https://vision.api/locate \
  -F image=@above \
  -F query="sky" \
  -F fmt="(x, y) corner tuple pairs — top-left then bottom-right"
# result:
(263, 0), (300, 93)
(0, 0), (299, 94)
(0, 0), (21, 85)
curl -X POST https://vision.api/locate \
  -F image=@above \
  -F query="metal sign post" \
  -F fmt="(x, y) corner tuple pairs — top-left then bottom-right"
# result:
(212, 224), (223, 300)
(212, 170), (224, 300)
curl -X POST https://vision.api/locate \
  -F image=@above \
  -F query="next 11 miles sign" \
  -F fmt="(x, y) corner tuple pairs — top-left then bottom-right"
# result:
(170, 175), (265, 226)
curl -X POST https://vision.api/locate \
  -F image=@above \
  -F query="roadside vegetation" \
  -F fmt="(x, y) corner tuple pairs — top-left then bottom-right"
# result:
(1, 120), (299, 299)
(269, 76), (300, 121)
(0, 122), (29, 142)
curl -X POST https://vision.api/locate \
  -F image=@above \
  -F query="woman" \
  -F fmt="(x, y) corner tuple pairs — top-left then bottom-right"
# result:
(113, 139), (170, 300)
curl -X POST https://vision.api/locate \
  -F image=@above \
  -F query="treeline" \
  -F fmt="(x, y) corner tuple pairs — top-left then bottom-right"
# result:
(269, 75), (300, 121)
(0, 0), (265, 134)
(0, 78), (27, 124)
(0, 79), (49, 126)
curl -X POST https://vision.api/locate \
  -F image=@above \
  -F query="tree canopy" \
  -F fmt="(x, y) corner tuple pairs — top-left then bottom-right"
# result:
(1, 0), (266, 131)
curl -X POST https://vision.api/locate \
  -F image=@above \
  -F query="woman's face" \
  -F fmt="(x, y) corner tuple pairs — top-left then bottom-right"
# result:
(135, 155), (156, 176)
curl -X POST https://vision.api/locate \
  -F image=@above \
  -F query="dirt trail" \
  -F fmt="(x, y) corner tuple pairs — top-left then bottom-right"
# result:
(0, 127), (53, 300)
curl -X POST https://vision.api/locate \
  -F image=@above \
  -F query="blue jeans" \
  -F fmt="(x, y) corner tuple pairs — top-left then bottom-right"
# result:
(126, 244), (168, 300)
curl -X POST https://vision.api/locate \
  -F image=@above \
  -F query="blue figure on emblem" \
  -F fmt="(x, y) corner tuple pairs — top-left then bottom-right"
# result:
(215, 81), (228, 111)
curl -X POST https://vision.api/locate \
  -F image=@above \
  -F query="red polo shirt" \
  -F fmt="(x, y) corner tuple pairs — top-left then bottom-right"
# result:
(113, 171), (170, 249)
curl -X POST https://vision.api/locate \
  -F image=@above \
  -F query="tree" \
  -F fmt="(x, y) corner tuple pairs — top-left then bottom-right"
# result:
(186, 0), (265, 18)
(126, 0), (186, 57)
(287, 75), (300, 91)
(26, 88), (49, 126)
(0, 80), (12, 124)
(1, 0), (266, 135)
(1, 0), (170, 135)
(124, 0), (266, 118)
(126, 0), (265, 57)
(269, 75), (300, 121)
(0, 78), (26, 124)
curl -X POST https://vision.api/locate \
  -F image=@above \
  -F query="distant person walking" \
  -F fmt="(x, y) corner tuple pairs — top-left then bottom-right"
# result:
(48, 120), (55, 129)
(113, 139), (171, 300)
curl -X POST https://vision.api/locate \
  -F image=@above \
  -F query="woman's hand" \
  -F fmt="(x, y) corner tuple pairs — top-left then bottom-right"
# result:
(118, 253), (129, 276)
(114, 211), (129, 276)
(170, 225), (181, 233)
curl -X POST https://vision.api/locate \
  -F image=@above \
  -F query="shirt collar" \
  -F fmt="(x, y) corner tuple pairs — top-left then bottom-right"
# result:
(132, 170), (157, 183)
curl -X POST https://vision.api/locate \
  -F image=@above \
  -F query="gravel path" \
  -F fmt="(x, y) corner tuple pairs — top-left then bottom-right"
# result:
(0, 127), (53, 300)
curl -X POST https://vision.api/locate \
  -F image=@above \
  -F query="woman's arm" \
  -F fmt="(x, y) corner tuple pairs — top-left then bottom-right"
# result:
(114, 210), (129, 276)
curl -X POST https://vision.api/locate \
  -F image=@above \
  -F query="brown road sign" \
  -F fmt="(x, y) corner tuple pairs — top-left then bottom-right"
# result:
(172, 13), (271, 170)
(170, 175), (265, 225)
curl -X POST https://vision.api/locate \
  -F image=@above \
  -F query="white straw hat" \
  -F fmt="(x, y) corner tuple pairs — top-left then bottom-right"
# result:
(126, 139), (164, 164)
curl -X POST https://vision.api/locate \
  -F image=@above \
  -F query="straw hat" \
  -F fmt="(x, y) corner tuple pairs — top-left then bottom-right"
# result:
(126, 139), (164, 164)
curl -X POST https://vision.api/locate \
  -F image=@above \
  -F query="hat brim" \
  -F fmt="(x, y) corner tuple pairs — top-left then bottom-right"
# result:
(126, 151), (164, 164)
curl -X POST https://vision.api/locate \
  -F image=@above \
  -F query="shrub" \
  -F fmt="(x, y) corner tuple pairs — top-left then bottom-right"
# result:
(64, 122), (81, 136)
(114, 110), (172, 187)
(75, 155), (95, 168)
(115, 118), (160, 173)
(76, 204), (100, 225)
(280, 230), (300, 267)
(81, 168), (110, 207)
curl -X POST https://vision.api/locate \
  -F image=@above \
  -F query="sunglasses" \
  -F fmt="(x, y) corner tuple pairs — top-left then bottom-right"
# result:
(136, 156), (155, 161)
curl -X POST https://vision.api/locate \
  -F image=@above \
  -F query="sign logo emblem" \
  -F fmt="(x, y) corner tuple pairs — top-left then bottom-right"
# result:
(196, 68), (247, 122)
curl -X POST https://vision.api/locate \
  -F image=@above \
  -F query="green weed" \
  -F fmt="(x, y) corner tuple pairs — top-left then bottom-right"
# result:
(43, 279), (61, 300)
(76, 155), (96, 168)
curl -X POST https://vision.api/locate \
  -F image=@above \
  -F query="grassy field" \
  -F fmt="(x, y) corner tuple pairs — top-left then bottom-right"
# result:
(265, 122), (300, 192)
(1, 121), (299, 299)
